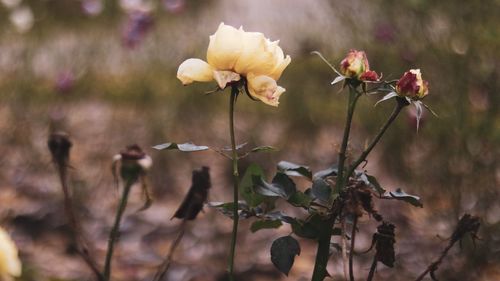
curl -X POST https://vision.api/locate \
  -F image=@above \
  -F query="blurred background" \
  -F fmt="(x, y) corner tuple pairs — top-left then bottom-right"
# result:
(0, 0), (499, 280)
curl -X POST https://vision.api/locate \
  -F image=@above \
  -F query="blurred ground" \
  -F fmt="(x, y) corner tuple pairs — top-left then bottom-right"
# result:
(0, 0), (499, 280)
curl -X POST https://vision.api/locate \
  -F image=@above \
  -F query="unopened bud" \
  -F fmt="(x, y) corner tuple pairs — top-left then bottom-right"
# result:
(115, 144), (152, 182)
(395, 69), (429, 100)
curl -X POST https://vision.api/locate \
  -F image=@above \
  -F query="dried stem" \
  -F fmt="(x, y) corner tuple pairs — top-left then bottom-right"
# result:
(349, 216), (358, 281)
(152, 220), (188, 281)
(227, 85), (240, 281)
(56, 164), (104, 281)
(103, 179), (135, 281)
(366, 254), (378, 281)
(341, 217), (349, 280)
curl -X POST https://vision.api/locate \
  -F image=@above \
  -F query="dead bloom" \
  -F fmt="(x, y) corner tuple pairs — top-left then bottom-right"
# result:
(177, 23), (291, 106)
(396, 69), (429, 100)
(0, 227), (21, 281)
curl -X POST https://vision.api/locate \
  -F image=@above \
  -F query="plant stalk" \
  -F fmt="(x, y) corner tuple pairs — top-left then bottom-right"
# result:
(227, 85), (240, 281)
(103, 179), (135, 281)
(57, 165), (104, 281)
(152, 220), (188, 281)
(349, 216), (358, 281)
(346, 99), (406, 178)
(311, 85), (361, 281)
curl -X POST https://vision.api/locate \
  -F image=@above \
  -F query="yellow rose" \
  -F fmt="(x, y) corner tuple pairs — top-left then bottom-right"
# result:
(0, 227), (21, 280)
(177, 23), (291, 107)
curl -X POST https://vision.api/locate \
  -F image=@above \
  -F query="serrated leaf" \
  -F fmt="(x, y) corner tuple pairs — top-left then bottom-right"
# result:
(240, 164), (266, 207)
(312, 178), (332, 202)
(289, 214), (327, 240)
(221, 142), (248, 151)
(277, 161), (312, 180)
(331, 75), (345, 85)
(250, 146), (279, 153)
(287, 191), (312, 208)
(270, 236), (301, 276)
(374, 91), (398, 107)
(153, 142), (209, 152)
(250, 220), (283, 233)
(388, 188), (423, 207)
(313, 166), (338, 179)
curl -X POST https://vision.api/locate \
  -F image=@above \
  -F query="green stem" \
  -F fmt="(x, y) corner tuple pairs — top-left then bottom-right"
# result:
(103, 179), (134, 281)
(311, 85), (361, 281)
(227, 85), (240, 281)
(346, 99), (406, 179)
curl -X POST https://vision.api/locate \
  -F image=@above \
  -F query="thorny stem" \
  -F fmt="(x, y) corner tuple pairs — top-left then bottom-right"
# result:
(349, 216), (358, 281)
(346, 99), (406, 178)
(337, 85), (362, 190)
(103, 179), (135, 281)
(56, 165), (104, 281)
(366, 254), (378, 281)
(311, 85), (361, 281)
(414, 241), (456, 281)
(227, 85), (240, 281)
(152, 220), (188, 281)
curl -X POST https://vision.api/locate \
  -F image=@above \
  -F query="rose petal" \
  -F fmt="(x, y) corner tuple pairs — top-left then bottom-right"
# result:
(207, 23), (244, 70)
(213, 70), (241, 89)
(246, 74), (285, 107)
(0, 228), (22, 277)
(177, 58), (214, 85)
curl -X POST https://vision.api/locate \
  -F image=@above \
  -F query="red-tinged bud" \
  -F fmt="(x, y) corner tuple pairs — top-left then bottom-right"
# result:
(396, 69), (429, 100)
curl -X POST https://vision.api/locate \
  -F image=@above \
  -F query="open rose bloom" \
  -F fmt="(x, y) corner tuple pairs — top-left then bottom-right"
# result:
(177, 23), (291, 106)
(340, 50), (379, 82)
(0, 227), (21, 281)
(396, 69), (429, 100)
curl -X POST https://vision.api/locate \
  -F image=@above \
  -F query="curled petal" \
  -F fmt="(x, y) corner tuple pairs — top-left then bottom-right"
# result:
(177, 58), (214, 85)
(213, 70), (241, 89)
(234, 32), (288, 78)
(207, 23), (244, 70)
(359, 70), (379, 82)
(0, 228), (22, 277)
(247, 74), (285, 107)
(269, 53), (291, 80)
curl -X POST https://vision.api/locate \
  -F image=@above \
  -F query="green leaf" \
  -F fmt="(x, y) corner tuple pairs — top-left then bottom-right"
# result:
(250, 220), (283, 233)
(388, 188), (423, 207)
(289, 214), (327, 240)
(153, 142), (209, 152)
(270, 236), (301, 276)
(312, 178), (332, 202)
(253, 173), (297, 199)
(240, 164), (266, 207)
(250, 146), (279, 153)
(277, 161), (312, 180)
(287, 191), (312, 208)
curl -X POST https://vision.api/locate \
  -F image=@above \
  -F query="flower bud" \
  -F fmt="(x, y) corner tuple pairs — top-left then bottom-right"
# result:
(115, 144), (152, 182)
(340, 50), (369, 79)
(395, 69), (429, 100)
